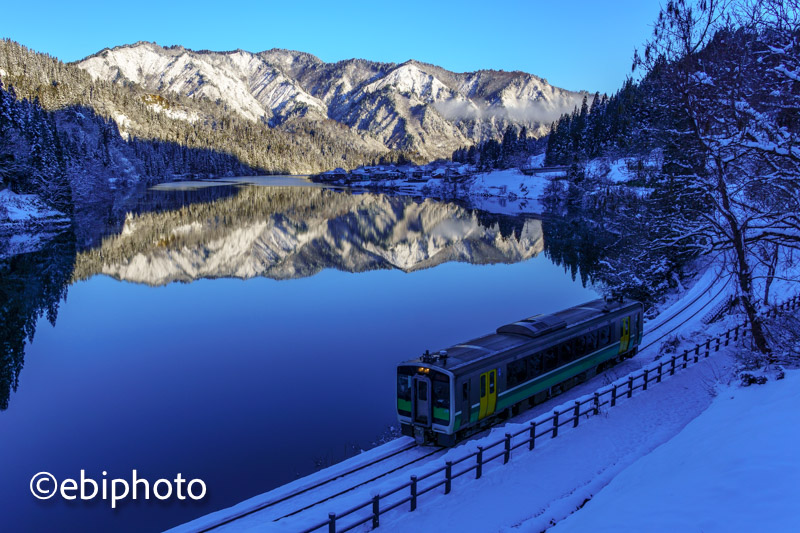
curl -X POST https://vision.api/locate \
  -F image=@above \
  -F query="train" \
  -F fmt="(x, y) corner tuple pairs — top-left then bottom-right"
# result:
(396, 298), (644, 446)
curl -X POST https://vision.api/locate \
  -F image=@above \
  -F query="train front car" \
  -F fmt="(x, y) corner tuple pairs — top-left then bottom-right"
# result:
(396, 351), (456, 446)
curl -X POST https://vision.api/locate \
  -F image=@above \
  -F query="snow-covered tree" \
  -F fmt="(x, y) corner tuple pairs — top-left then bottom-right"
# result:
(636, 0), (800, 353)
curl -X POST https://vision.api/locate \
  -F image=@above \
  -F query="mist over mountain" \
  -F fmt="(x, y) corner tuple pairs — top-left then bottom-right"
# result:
(76, 42), (589, 160)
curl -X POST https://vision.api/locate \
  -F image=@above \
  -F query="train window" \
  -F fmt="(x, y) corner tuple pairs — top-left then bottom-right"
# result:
(599, 325), (610, 346)
(463, 382), (469, 402)
(396, 367), (414, 416)
(432, 376), (450, 425)
(576, 335), (587, 357)
(480, 374), (486, 397)
(527, 354), (542, 379)
(507, 360), (526, 387)
(489, 372), (495, 394)
(417, 380), (428, 401)
(587, 330), (598, 351)
(543, 348), (557, 371)
(559, 341), (574, 365)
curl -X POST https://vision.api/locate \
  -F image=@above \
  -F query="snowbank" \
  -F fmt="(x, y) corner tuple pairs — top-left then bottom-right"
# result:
(467, 169), (549, 200)
(551, 371), (800, 533)
(0, 188), (66, 224)
(0, 188), (70, 258)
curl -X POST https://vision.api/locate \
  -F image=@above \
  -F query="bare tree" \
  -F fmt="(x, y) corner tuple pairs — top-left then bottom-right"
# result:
(635, 0), (800, 353)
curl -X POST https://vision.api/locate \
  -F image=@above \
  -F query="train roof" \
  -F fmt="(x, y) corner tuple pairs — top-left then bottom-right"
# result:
(401, 299), (642, 374)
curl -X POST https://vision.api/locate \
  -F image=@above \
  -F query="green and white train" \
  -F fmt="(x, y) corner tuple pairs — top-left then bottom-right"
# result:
(397, 299), (643, 446)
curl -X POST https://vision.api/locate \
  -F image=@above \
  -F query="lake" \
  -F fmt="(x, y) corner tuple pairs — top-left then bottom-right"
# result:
(0, 177), (597, 532)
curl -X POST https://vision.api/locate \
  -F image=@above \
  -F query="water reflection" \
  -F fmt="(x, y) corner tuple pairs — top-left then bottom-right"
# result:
(0, 233), (74, 410)
(1, 184), (544, 410)
(73, 187), (544, 285)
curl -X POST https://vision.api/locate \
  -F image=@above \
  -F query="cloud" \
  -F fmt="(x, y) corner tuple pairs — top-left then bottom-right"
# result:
(433, 94), (587, 125)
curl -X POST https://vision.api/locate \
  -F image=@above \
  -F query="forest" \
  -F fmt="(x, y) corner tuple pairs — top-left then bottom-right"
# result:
(541, 0), (799, 356)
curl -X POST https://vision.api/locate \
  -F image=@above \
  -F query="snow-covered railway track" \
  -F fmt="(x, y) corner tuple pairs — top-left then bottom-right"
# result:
(191, 441), (448, 531)
(273, 447), (447, 522)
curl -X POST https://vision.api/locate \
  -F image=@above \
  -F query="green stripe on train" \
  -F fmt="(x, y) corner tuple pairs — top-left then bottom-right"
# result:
(433, 407), (450, 423)
(397, 399), (411, 412)
(497, 343), (621, 410)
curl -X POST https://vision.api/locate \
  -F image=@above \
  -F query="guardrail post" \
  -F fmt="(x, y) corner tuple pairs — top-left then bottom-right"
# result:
(529, 421), (537, 450)
(683, 350), (689, 369)
(445, 461), (452, 494)
(593, 392), (600, 415)
(476, 447), (484, 479)
(705, 339), (711, 357)
(328, 512), (336, 533)
(553, 410), (560, 438)
(657, 362), (663, 383)
(611, 384), (617, 407)
(410, 476), (417, 511)
(734, 325), (739, 341)
(671, 355), (677, 376)
(573, 401), (580, 428)
(372, 495), (380, 528)
(504, 433), (512, 464)
(714, 337), (720, 353)
(694, 344), (700, 363)
(643, 369), (649, 391)
(627, 376), (634, 398)
(725, 329), (730, 346)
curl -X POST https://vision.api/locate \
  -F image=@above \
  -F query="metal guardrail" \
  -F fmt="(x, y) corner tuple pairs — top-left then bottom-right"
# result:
(301, 293), (800, 533)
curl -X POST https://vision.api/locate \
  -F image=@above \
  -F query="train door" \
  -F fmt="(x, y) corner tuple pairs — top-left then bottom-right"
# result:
(412, 375), (432, 426)
(478, 369), (497, 420)
(630, 314), (639, 348)
(619, 316), (631, 354)
(461, 380), (471, 427)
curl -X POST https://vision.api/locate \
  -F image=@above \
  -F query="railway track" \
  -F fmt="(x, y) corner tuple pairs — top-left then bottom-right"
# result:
(192, 261), (735, 532)
(196, 442), (445, 531)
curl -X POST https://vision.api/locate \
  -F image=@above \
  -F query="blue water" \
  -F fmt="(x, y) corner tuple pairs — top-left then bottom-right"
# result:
(0, 183), (597, 532)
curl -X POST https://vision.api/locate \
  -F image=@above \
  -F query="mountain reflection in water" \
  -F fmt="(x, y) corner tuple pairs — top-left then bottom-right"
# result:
(73, 186), (544, 285)
(1, 183), (544, 410)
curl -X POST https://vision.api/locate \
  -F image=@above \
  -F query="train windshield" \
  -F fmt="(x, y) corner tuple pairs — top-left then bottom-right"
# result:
(432, 371), (450, 425)
(397, 366), (414, 416)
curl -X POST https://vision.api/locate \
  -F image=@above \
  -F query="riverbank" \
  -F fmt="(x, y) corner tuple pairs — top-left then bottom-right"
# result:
(0, 188), (70, 258)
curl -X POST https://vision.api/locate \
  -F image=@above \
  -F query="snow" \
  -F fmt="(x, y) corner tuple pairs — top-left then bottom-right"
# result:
(551, 370), (800, 533)
(0, 189), (69, 258)
(467, 169), (550, 203)
(526, 153), (545, 168)
(0, 188), (66, 223)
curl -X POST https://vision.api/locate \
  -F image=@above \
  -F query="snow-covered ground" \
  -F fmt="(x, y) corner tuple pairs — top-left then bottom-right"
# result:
(0, 188), (70, 257)
(0, 188), (66, 225)
(348, 169), (555, 215)
(550, 369), (800, 533)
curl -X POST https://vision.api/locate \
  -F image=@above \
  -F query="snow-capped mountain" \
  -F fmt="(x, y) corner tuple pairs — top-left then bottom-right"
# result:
(72, 187), (543, 285)
(76, 42), (589, 159)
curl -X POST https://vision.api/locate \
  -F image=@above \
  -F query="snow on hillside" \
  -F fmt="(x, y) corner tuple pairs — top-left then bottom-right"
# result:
(0, 188), (67, 226)
(0, 189), (70, 258)
(551, 370), (800, 533)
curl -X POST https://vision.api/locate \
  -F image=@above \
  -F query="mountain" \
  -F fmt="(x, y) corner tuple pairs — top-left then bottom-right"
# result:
(76, 42), (590, 160)
(72, 186), (543, 285)
(0, 39), (397, 178)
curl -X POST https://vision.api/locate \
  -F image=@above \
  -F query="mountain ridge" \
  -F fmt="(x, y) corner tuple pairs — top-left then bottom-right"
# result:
(76, 42), (591, 160)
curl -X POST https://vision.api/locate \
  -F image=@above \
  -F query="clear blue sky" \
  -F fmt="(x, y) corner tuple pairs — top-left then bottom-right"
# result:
(2, 0), (662, 94)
